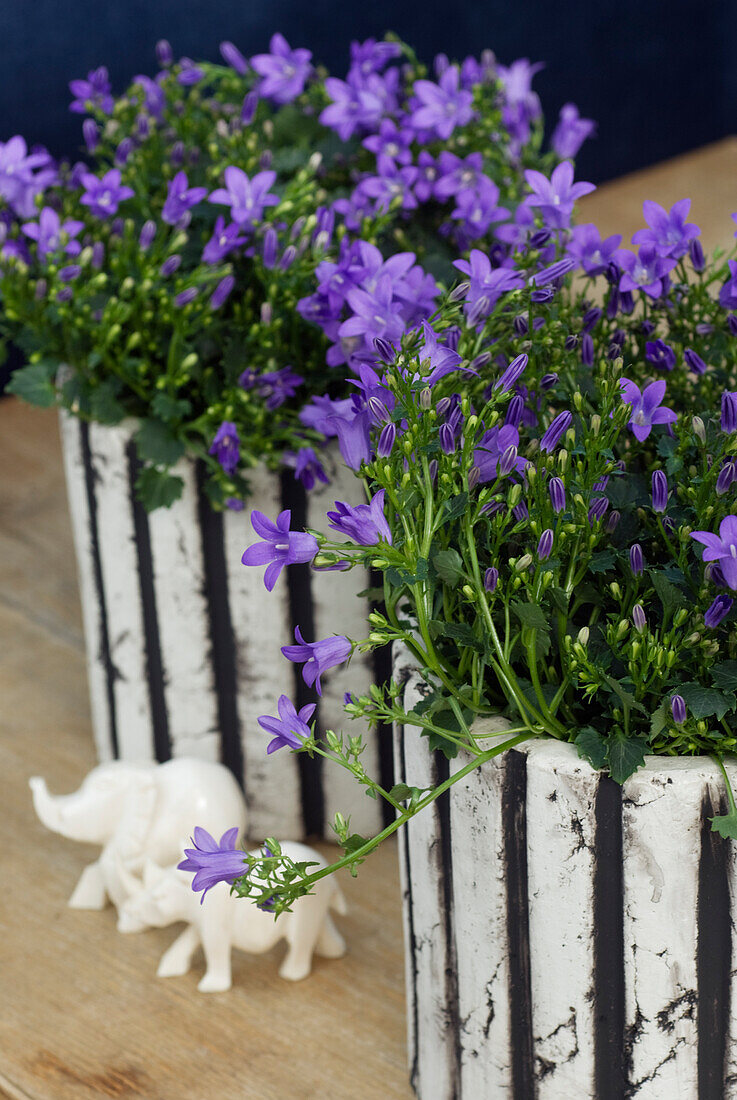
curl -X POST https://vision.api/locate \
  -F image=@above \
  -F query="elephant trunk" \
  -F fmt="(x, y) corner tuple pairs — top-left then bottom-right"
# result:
(29, 776), (107, 843)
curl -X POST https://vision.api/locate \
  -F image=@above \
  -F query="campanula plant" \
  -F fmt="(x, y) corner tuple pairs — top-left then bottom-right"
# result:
(0, 34), (588, 510)
(178, 173), (737, 912)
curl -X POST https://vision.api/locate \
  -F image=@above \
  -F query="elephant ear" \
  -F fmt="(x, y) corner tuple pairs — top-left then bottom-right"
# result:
(113, 773), (158, 865)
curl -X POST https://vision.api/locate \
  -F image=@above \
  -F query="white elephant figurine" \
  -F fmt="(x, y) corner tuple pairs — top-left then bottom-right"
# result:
(117, 842), (347, 992)
(29, 757), (248, 927)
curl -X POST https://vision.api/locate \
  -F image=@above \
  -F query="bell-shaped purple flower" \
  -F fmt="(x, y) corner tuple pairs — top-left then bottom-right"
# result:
(208, 421), (240, 473)
(704, 594), (734, 628)
(691, 517), (737, 589)
(716, 461), (737, 497)
(178, 826), (246, 900)
(258, 694), (315, 754)
(721, 392), (737, 433)
(327, 490), (392, 546)
(619, 378), (677, 442)
(241, 509), (319, 591)
(281, 627), (352, 695)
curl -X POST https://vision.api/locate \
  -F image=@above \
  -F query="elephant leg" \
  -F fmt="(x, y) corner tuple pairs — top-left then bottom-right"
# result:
(198, 935), (232, 993)
(158, 925), (200, 979)
(314, 914), (347, 959)
(68, 861), (107, 909)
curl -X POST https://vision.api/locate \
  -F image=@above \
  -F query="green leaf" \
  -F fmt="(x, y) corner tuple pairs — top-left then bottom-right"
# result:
(606, 732), (648, 784)
(575, 726), (608, 770)
(510, 600), (549, 632)
(549, 587), (569, 615)
(433, 548), (464, 585)
(342, 833), (368, 856)
(649, 700), (670, 738)
(429, 620), (484, 653)
(651, 571), (688, 617)
(388, 783), (413, 802)
(441, 492), (469, 522)
(88, 381), (125, 425)
(711, 811), (737, 840)
(135, 418), (184, 466)
(711, 661), (737, 694)
(151, 393), (192, 422)
(600, 673), (648, 714)
(588, 549), (617, 574)
(677, 682), (735, 721)
(6, 362), (56, 407)
(134, 466), (184, 512)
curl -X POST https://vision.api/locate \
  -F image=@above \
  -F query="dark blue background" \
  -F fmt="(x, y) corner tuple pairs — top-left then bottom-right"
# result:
(2, 0), (735, 184)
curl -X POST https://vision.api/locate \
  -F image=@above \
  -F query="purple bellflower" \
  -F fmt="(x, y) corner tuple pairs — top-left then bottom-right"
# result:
(722, 392), (737, 433)
(704, 594), (734, 628)
(281, 628), (353, 695)
(258, 695), (315, 753)
(616, 244), (676, 299)
(209, 167), (279, 229)
(410, 66), (474, 140)
(202, 217), (248, 264)
(241, 509), (319, 591)
(524, 161), (595, 230)
(178, 826), (246, 901)
(162, 171), (208, 225)
(208, 421), (240, 473)
(719, 261), (737, 310)
(21, 207), (83, 261)
(69, 67), (114, 115)
(619, 378), (677, 442)
(474, 425), (529, 481)
(550, 103), (596, 159)
(452, 250), (524, 324)
(80, 168), (134, 219)
(251, 34), (312, 104)
(691, 516), (737, 589)
(631, 199), (700, 259)
(327, 489), (392, 545)
(566, 224), (622, 276)
(282, 447), (329, 492)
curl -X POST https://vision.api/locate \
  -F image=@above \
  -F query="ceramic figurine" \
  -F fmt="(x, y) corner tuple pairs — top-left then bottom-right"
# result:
(117, 842), (347, 991)
(29, 757), (248, 926)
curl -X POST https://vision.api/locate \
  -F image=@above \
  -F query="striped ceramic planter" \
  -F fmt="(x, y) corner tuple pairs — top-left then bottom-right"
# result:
(58, 408), (392, 841)
(394, 660), (737, 1099)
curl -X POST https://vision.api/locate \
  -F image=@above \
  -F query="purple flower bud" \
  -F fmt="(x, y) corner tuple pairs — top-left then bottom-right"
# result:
(606, 287), (619, 319)
(83, 119), (99, 152)
(377, 422), (396, 457)
(540, 373), (558, 390)
(696, 323), (714, 336)
(670, 695), (686, 725)
(606, 509), (620, 532)
(582, 307), (602, 332)
(241, 91), (259, 124)
(512, 501), (529, 522)
(175, 287), (198, 307)
(91, 241), (105, 269)
(210, 275), (235, 310)
(537, 529), (554, 561)
(531, 287), (554, 303)
(373, 337), (395, 363)
(115, 138), (134, 166)
(34, 278), (47, 300)
(705, 594), (733, 629)
(58, 265), (81, 282)
(279, 245), (297, 271)
(160, 254), (182, 277)
(56, 286), (73, 303)
(722, 392), (737, 433)
(111, 218), (125, 238)
(513, 315), (528, 336)
(619, 290), (634, 315)
(684, 348), (707, 375)
(498, 444), (519, 477)
(549, 477), (566, 514)
(468, 466), (481, 490)
(581, 332), (594, 366)
(716, 461), (737, 496)
(470, 351), (492, 371)
(262, 227), (278, 269)
(156, 39), (173, 67)
(428, 459), (438, 482)
(593, 476), (610, 492)
(484, 567), (498, 592)
(651, 470), (668, 513)
(689, 238), (705, 272)
(261, 302), (272, 325)
(728, 315), (737, 338)
(632, 603), (647, 632)
(170, 141), (185, 167)
(495, 353), (528, 393)
(540, 410), (572, 453)
(139, 220), (156, 251)
(137, 114), (150, 139)
(640, 319), (655, 336)
(449, 281), (470, 303)
(439, 422), (456, 455)
(565, 334), (578, 351)
(529, 228), (552, 248)
(434, 52), (450, 76)
(467, 295), (490, 326)
(220, 41), (249, 74)
(505, 394), (524, 428)
(629, 543), (644, 575)
(588, 496), (609, 523)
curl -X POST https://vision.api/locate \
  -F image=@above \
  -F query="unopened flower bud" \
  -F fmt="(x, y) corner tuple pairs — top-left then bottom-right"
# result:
(671, 695), (686, 725)
(632, 603), (647, 632)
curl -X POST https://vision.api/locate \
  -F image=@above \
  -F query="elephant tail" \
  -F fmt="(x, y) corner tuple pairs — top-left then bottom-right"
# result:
(330, 884), (348, 917)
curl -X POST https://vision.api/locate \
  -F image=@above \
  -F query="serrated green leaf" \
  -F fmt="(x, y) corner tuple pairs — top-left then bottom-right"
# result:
(677, 682), (735, 721)
(711, 661), (737, 694)
(151, 393), (192, 422)
(88, 381), (125, 425)
(649, 700), (670, 738)
(429, 620), (484, 653)
(575, 726), (608, 770)
(135, 418), (184, 466)
(388, 783), (413, 802)
(549, 587), (569, 614)
(600, 673), (648, 714)
(510, 600), (549, 632)
(442, 492), (469, 521)
(651, 571), (688, 617)
(433, 548), (464, 585)
(606, 732), (648, 784)
(711, 811), (737, 840)
(134, 466), (184, 512)
(6, 362), (56, 407)
(588, 549), (617, 574)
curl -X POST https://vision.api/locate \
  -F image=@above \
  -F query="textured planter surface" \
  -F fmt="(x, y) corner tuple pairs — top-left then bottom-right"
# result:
(393, 657), (737, 1099)
(59, 409), (392, 841)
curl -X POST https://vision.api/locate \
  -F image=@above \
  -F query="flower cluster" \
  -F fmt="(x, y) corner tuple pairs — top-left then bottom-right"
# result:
(0, 34), (579, 511)
(184, 180), (737, 910)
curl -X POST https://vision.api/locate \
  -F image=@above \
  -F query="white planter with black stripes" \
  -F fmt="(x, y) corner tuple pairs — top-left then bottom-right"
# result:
(58, 409), (392, 841)
(394, 661), (737, 1099)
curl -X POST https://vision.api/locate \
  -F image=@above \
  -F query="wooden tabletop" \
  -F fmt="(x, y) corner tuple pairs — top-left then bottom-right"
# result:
(1, 137), (735, 1100)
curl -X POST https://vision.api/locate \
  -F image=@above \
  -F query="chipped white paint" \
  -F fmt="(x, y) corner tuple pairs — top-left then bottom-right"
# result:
(223, 467), (302, 841)
(88, 419), (153, 759)
(58, 409), (114, 760)
(526, 739), (599, 1097)
(148, 457), (219, 762)
(309, 450), (381, 836)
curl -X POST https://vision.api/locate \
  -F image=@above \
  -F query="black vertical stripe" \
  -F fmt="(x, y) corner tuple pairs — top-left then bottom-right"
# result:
(127, 443), (171, 763)
(593, 775), (625, 1099)
(196, 462), (244, 786)
(503, 749), (535, 1098)
(397, 718), (420, 1092)
(79, 420), (119, 757)
(434, 752), (462, 1099)
(370, 567), (396, 827)
(698, 787), (731, 1100)
(280, 469), (324, 837)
